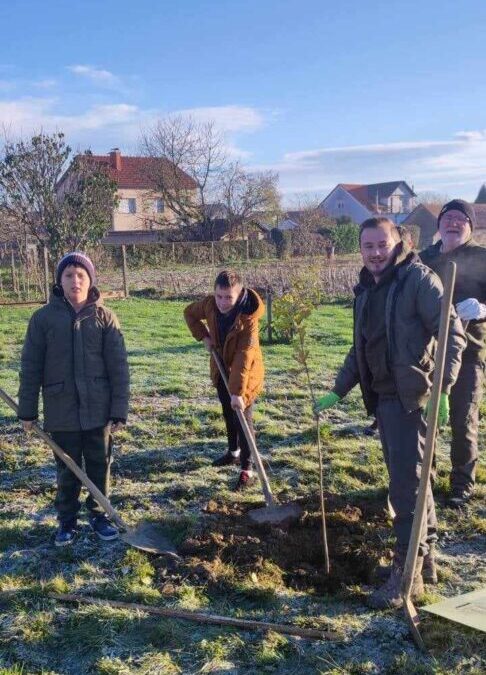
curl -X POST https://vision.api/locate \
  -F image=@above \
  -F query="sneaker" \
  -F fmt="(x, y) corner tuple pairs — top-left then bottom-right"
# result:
(363, 419), (378, 437)
(446, 488), (473, 509)
(235, 470), (255, 492)
(55, 519), (77, 547)
(212, 451), (240, 467)
(89, 514), (119, 541)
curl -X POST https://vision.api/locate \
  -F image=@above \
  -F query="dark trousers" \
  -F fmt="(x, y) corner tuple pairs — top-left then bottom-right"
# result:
(51, 426), (112, 523)
(216, 378), (254, 471)
(376, 397), (437, 556)
(449, 357), (484, 493)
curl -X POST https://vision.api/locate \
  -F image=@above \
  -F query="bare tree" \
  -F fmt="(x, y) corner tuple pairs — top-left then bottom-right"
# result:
(416, 190), (451, 208)
(140, 115), (226, 232)
(219, 162), (281, 238)
(287, 194), (335, 232)
(0, 131), (117, 260)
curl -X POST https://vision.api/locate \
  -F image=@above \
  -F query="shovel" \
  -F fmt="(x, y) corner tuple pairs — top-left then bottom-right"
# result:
(211, 349), (302, 525)
(0, 387), (179, 558)
(401, 261), (456, 649)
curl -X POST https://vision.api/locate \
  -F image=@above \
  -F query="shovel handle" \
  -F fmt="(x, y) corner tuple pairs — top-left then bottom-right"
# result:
(401, 261), (456, 602)
(211, 349), (275, 507)
(0, 387), (127, 531)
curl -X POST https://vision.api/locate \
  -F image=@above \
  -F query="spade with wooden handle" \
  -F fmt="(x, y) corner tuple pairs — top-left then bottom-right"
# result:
(401, 260), (456, 650)
(211, 349), (301, 525)
(0, 387), (179, 558)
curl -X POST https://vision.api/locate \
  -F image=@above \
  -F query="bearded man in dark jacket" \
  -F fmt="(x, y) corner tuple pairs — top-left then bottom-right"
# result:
(420, 199), (486, 508)
(315, 217), (466, 609)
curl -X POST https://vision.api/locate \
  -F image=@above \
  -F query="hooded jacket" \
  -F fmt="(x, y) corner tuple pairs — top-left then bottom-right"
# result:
(420, 238), (486, 361)
(184, 288), (265, 406)
(333, 250), (466, 414)
(18, 286), (130, 431)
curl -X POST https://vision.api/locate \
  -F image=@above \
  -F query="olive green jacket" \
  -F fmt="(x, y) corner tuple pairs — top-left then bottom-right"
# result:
(18, 287), (129, 431)
(333, 252), (466, 414)
(420, 238), (486, 361)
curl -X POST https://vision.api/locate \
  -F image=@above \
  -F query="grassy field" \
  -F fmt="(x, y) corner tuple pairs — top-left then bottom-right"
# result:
(0, 297), (484, 674)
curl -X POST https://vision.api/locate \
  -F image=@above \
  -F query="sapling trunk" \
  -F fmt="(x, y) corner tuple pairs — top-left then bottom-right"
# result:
(295, 326), (330, 575)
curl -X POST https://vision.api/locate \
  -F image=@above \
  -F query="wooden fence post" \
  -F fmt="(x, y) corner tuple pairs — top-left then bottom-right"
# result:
(267, 289), (273, 344)
(121, 245), (129, 298)
(43, 247), (49, 303)
(172, 241), (176, 264)
(211, 240), (215, 266)
(245, 238), (250, 262)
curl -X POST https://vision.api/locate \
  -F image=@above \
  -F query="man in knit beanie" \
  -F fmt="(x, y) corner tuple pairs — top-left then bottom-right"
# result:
(18, 250), (129, 546)
(421, 199), (486, 507)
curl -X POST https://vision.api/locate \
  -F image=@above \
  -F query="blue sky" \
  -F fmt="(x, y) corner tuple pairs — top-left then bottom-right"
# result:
(1, 0), (485, 203)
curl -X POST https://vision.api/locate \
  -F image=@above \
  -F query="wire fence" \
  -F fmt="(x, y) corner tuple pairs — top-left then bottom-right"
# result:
(0, 241), (357, 306)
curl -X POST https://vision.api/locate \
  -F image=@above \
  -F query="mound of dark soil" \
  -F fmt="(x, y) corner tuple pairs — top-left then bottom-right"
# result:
(173, 494), (391, 594)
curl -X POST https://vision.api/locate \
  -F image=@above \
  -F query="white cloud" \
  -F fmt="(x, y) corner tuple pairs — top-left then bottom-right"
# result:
(67, 65), (120, 88)
(174, 105), (265, 133)
(254, 131), (486, 202)
(0, 96), (268, 157)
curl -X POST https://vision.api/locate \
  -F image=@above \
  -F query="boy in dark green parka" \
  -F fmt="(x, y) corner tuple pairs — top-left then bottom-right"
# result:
(18, 252), (130, 546)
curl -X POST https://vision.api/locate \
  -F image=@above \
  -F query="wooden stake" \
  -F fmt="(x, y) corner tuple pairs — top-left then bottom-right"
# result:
(49, 593), (337, 641)
(43, 246), (49, 303)
(266, 289), (273, 344)
(121, 245), (129, 298)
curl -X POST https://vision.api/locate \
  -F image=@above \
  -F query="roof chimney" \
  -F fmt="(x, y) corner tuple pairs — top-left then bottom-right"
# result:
(109, 148), (121, 171)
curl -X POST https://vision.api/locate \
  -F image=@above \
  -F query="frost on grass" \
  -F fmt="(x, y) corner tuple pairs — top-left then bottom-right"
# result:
(0, 299), (484, 674)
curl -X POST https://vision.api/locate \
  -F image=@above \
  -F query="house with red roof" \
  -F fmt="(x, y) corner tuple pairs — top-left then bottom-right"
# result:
(59, 149), (198, 232)
(319, 181), (416, 225)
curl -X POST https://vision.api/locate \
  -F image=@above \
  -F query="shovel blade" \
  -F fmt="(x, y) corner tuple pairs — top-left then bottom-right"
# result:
(121, 522), (180, 558)
(248, 502), (302, 525)
(403, 596), (426, 651)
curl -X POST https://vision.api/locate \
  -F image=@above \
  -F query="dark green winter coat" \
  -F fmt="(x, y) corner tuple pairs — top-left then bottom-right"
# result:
(18, 287), (129, 432)
(333, 250), (466, 414)
(420, 238), (486, 361)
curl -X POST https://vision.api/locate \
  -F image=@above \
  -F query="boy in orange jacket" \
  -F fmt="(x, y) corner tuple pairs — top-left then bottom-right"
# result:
(184, 270), (264, 490)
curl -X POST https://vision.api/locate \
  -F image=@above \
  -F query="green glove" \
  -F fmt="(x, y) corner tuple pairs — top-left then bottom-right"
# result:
(314, 392), (341, 415)
(426, 393), (449, 428)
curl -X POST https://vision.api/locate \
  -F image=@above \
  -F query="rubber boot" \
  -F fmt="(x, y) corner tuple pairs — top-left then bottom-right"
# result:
(368, 553), (424, 610)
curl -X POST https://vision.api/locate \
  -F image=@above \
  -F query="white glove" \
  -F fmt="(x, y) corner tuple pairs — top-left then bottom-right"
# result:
(455, 298), (486, 321)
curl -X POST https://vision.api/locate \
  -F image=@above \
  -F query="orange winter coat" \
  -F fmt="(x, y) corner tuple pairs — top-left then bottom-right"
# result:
(184, 289), (265, 406)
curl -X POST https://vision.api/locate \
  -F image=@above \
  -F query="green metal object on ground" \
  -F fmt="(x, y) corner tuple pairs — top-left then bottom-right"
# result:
(422, 588), (486, 633)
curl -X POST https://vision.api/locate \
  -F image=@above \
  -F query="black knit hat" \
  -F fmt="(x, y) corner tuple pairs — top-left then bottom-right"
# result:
(437, 199), (477, 230)
(56, 252), (96, 287)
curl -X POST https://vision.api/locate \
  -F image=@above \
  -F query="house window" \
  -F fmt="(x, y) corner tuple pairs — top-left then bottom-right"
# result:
(119, 198), (136, 214)
(337, 201), (345, 209)
(153, 198), (164, 213)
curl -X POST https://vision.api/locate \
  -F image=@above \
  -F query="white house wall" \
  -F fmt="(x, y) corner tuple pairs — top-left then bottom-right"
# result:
(320, 185), (371, 223)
